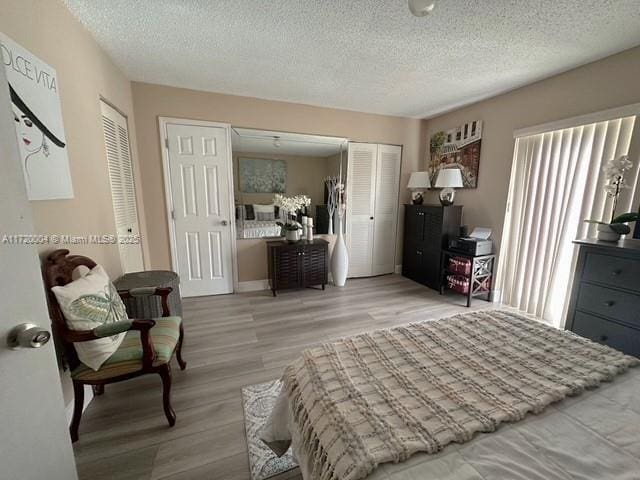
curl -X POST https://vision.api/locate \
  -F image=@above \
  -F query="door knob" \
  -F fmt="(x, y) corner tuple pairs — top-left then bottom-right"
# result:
(221, 220), (229, 226)
(6, 323), (51, 349)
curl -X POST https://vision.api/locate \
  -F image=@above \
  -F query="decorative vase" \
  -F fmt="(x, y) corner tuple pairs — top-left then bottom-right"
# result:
(331, 215), (348, 286)
(327, 211), (334, 235)
(285, 229), (300, 243)
(596, 224), (621, 242)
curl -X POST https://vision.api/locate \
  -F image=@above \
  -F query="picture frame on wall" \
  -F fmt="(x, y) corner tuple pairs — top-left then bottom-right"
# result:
(239, 157), (286, 193)
(1, 32), (74, 200)
(429, 120), (482, 188)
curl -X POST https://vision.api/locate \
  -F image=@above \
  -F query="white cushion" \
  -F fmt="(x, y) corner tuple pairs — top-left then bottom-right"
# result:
(253, 204), (275, 213)
(52, 265), (127, 371)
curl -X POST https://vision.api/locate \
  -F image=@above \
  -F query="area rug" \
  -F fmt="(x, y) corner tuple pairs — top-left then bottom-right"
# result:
(242, 380), (298, 480)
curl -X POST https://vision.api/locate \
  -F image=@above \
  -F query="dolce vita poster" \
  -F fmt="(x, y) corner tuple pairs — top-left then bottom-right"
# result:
(0, 32), (73, 200)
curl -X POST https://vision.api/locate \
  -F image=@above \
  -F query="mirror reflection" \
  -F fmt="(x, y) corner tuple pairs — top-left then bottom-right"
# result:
(231, 128), (347, 239)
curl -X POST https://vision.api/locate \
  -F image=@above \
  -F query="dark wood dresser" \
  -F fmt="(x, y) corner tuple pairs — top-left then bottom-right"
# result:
(267, 239), (329, 296)
(565, 238), (640, 357)
(402, 204), (462, 290)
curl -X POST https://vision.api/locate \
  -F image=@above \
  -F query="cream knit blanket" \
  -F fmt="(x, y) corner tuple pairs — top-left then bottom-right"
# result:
(282, 310), (639, 480)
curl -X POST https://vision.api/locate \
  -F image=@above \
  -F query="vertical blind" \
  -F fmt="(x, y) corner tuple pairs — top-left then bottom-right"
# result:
(497, 115), (638, 327)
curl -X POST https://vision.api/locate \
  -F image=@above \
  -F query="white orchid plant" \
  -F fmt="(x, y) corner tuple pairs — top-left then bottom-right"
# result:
(585, 154), (639, 234)
(273, 194), (311, 231)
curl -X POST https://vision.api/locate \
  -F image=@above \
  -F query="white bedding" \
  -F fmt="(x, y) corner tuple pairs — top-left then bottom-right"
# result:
(237, 220), (282, 239)
(268, 367), (640, 480)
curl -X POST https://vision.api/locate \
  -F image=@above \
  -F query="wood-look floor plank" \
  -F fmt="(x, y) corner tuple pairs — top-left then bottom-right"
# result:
(74, 274), (492, 479)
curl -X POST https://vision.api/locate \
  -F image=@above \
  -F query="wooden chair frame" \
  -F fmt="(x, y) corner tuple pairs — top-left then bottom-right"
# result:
(43, 249), (186, 442)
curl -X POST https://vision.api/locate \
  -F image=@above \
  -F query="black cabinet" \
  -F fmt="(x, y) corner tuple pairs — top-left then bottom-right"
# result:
(402, 204), (462, 290)
(565, 239), (640, 357)
(267, 239), (329, 296)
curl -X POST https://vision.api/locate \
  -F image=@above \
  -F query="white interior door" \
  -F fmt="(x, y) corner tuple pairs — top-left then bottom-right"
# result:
(346, 142), (377, 277)
(164, 121), (234, 297)
(0, 63), (78, 480)
(100, 101), (144, 273)
(372, 144), (402, 275)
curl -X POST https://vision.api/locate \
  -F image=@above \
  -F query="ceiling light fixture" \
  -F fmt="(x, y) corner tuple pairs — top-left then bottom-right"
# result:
(408, 0), (436, 17)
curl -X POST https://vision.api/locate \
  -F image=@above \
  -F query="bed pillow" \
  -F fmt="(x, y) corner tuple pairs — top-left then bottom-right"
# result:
(244, 204), (255, 220)
(254, 204), (276, 221)
(52, 264), (128, 371)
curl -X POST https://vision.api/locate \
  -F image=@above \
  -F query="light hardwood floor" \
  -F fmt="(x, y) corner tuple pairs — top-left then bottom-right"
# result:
(73, 274), (494, 480)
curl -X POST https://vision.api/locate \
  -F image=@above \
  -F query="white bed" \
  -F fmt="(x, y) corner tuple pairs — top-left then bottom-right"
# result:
(237, 219), (282, 239)
(263, 311), (640, 480)
(285, 368), (640, 479)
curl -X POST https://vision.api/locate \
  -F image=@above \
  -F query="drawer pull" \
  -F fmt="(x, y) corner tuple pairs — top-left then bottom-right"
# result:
(611, 269), (622, 276)
(603, 301), (615, 307)
(598, 335), (608, 342)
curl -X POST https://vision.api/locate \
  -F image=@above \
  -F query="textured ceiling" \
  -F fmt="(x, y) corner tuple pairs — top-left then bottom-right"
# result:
(64, 0), (640, 118)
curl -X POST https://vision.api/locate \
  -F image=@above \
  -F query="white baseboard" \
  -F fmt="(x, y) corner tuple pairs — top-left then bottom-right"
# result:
(395, 264), (402, 274)
(237, 279), (270, 292)
(66, 385), (94, 425)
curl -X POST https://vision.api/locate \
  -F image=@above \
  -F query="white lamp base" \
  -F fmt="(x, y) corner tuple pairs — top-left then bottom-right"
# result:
(439, 187), (455, 206)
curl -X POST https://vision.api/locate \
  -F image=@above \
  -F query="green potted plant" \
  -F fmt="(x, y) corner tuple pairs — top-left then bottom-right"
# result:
(585, 154), (639, 242)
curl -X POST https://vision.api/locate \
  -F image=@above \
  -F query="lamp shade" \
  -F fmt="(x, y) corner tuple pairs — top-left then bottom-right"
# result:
(435, 168), (464, 188)
(407, 171), (431, 189)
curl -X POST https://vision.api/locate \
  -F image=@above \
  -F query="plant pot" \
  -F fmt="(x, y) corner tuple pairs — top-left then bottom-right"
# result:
(596, 224), (621, 242)
(285, 229), (300, 243)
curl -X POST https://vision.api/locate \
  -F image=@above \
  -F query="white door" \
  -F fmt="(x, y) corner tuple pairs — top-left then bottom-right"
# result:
(346, 143), (401, 278)
(164, 121), (235, 297)
(372, 144), (401, 275)
(346, 143), (377, 277)
(0, 64), (78, 480)
(100, 101), (144, 273)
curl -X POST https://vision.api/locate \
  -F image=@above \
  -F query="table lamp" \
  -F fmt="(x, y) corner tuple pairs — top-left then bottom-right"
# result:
(434, 167), (463, 206)
(407, 171), (431, 205)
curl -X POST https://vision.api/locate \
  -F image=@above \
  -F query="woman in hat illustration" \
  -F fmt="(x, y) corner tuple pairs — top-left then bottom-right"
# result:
(10, 83), (66, 184)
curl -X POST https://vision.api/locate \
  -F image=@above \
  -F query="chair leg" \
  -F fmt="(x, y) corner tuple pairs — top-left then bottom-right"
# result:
(158, 364), (176, 427)
(70, 381), (84, 443)
(92, 384), (105, 396)
(176, 323), (187, 370)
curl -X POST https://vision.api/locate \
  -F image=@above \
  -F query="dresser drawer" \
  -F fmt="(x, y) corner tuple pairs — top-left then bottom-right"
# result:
(576, 282), (640, 327)
(582, 252), (640, 293)
(571, 311), (640, 356)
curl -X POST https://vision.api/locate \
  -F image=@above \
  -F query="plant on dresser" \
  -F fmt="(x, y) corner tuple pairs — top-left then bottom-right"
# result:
(584, 155), (639, 241)
(274, 194), (311, 242)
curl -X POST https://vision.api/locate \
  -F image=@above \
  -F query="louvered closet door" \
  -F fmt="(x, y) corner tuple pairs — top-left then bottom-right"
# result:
(372, 144), (401, 275)
(100, 101), (144, 273)
(346, 143), (377, 277)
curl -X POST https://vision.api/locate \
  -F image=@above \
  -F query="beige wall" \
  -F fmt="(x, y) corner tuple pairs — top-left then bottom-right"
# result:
(423, 46), (640, 253)
(0, 0), (149, 277)
(131, 82), (423, 280)
(233, 152), (333, 215)
(1, 0), (146, 404)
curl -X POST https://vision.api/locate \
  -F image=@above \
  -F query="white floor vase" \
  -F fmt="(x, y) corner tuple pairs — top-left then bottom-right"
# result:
(331, 215), (349, 286)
